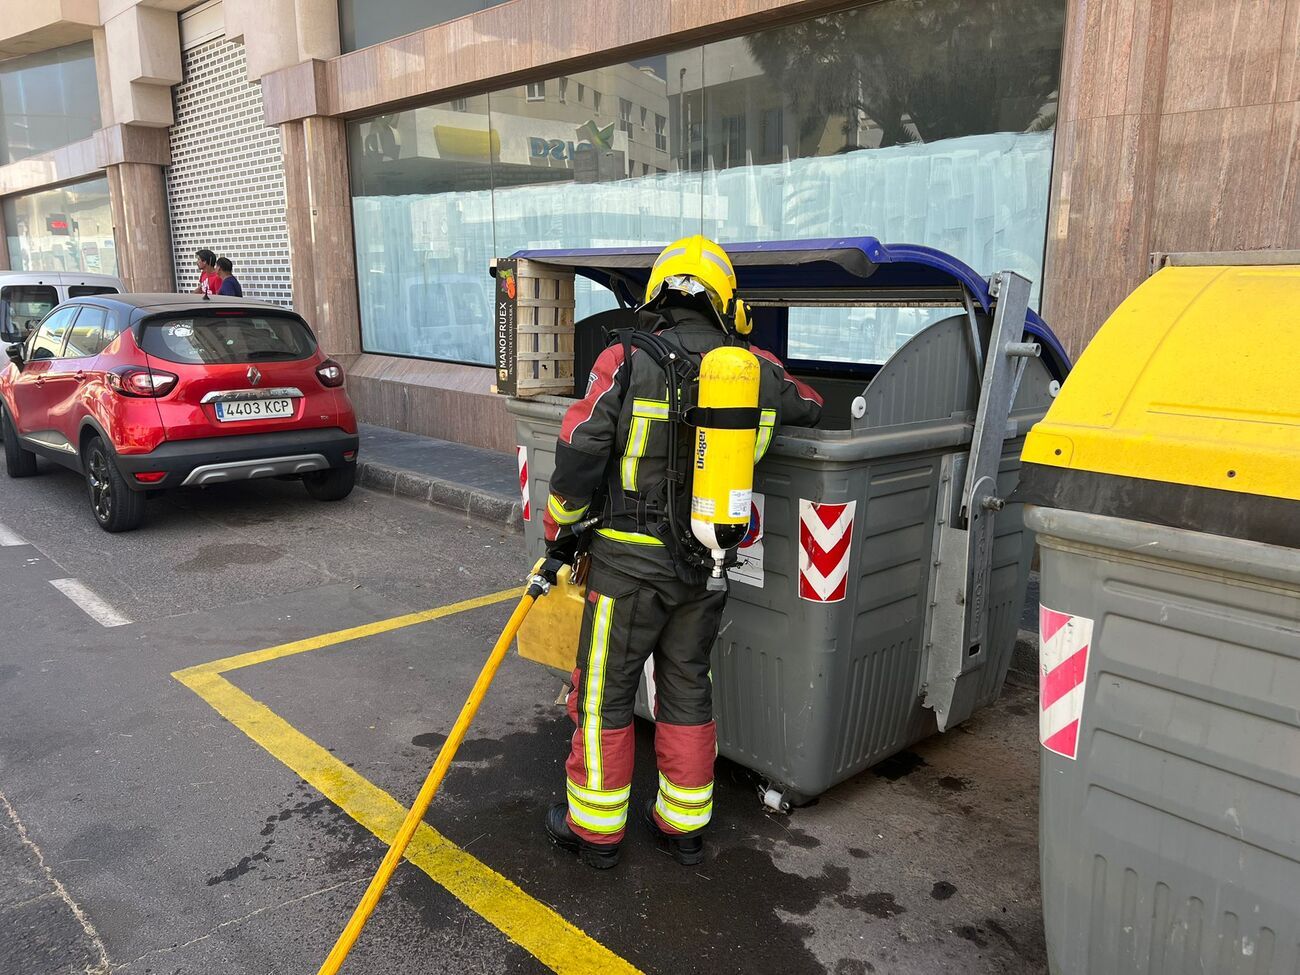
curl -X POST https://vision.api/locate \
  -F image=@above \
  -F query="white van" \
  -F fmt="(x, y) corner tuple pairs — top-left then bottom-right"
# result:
(0, 271), (126, 335)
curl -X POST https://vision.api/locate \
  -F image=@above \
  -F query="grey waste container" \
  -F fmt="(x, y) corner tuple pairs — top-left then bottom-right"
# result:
(1018, 257), (1300, 974)
(503, 238), (1070, 806)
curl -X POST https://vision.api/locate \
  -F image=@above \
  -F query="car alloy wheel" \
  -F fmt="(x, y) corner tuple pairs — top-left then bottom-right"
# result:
(88, 445), (113, 524)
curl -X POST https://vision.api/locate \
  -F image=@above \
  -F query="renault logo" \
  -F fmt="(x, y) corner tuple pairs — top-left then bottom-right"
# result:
(247, 366), (261, 386)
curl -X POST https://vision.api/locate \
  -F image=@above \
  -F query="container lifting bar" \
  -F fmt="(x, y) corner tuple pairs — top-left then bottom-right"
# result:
(922, 270), (1040, 731)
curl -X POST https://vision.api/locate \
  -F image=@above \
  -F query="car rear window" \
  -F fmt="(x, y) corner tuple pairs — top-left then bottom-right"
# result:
(68, 285), (119, 298)
(139, 314), (316, 364)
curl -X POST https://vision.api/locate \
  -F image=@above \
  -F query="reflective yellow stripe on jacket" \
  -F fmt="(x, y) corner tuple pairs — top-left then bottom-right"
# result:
(754, 408), (777, 463)
(596, 528), (664, 546)
(547, 493), (588, 526)
(619, 398), (669, 491)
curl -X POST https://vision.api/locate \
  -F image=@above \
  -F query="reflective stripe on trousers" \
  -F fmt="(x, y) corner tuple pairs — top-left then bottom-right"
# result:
(566, 778), (630, 835)
(582, 594), (616, 788)
(654, 771), (714, 832)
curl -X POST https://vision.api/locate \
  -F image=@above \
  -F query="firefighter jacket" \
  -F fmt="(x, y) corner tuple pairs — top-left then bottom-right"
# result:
(543, 306), (824, 579)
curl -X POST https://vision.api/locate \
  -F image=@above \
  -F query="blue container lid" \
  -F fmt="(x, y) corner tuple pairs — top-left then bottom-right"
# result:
(509, 236), (1070, 375)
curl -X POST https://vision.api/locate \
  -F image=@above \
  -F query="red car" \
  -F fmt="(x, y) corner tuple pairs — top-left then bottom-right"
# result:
(0, 294), (359, 532)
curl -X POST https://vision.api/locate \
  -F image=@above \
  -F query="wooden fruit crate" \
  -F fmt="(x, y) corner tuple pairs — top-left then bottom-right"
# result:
(493, 258), (576, 397)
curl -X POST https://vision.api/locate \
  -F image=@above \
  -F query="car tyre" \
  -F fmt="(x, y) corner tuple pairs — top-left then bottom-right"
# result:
(84, 436), (146, 532)
(2, 404), (37, 478)
(303, 463), (355, 502)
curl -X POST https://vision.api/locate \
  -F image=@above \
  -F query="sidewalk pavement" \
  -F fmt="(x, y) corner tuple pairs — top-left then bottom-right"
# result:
(355, 423), (522, 529)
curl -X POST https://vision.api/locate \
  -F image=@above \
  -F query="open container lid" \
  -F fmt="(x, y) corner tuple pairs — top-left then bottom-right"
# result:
(505, 236), (1070, 379)
(1020, 264), (1300, 547)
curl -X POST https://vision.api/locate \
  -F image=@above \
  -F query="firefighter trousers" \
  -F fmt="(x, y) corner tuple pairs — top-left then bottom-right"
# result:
(564, 556), (725, 845)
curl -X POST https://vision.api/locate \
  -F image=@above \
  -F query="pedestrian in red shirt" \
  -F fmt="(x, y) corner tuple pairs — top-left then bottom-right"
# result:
(192, 249), (220, 297)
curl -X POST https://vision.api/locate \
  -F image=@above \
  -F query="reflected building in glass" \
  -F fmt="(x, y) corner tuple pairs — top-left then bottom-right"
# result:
(349, 0), (1065, 367)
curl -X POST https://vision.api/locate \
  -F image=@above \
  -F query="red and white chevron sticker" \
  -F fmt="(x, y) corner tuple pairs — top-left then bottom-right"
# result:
(516, 446), (530, 521)
(798, 500), (855, 602)
(1039, 606), (1094, 760)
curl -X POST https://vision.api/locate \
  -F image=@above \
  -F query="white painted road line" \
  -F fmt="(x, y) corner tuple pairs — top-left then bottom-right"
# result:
(49, 578), (133, 628)
(0, 521), (27, 546)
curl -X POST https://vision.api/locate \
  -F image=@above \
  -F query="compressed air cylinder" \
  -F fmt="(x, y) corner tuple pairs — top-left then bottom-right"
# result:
(690, 346), (761, 584)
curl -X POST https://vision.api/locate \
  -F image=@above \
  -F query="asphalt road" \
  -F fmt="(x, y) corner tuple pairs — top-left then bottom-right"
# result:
(0, 458), (1048, 975)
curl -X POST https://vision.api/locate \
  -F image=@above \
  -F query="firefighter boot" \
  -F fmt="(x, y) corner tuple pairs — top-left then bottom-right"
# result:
(641, 799), (705, 866)
(545, 803), (621, 869)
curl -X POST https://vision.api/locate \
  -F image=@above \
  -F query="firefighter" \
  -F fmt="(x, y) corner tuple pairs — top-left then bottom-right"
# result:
(542, 236), (823, 868)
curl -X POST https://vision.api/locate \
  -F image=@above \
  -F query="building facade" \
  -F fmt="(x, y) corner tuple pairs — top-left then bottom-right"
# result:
(0, 0), (1295, 454)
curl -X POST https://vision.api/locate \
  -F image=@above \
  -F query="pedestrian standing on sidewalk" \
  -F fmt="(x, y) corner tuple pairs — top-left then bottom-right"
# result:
(192, 249), (221, 296)
(215, 257), (243, 297)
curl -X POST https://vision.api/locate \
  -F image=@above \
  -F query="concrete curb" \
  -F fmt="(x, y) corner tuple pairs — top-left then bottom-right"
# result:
(1010, 629), (1038, 679)
(356, 460), (523, 531)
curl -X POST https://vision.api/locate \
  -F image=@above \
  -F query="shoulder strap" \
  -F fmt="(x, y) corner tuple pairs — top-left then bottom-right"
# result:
(609, 327), (699, 397)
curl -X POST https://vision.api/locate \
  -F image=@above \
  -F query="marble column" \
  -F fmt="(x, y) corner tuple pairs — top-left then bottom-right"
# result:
(107, 162), (174, 293)
(281, 115), (361, 355)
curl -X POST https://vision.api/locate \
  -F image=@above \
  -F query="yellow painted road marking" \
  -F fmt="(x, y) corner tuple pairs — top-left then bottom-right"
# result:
(174, 588), (520, 679)
(172, 588), (642, 975)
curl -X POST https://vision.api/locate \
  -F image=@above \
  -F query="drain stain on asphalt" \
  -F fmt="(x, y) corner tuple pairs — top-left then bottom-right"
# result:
(411, 733), (506, 762)
(955, 923), (988, 948)
(176, 543), (286, 573)
(210, 788), (376, 887)
(836, 889), (905, 919)
(931, 880), (957, 900)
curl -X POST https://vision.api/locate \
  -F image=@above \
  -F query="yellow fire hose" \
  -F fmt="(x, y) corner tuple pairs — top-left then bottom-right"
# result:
(316, 569), (552, 975)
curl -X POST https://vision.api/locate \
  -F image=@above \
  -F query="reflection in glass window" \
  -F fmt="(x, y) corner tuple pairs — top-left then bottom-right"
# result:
(29, 306), (76, 359)
(63, 306), (109, 359)
(349, 98), (497, 362)
(701, 0), (1064, 319)
(0, 42), (100, 166)
(339, 0), (511, 53)
(347, 1), (1065, 366)
(1, 286), (56, 324)
(2, 177), (117, 277)
(788, 307), (953, 366)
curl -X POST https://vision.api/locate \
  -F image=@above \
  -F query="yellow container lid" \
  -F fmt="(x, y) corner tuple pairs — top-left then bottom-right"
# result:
(1021, 264), (1300, 545)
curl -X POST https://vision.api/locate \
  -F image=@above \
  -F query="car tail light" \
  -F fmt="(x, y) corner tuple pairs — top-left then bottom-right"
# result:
(316, 358), (345, 388)
(108, 366), (178, 397)
(134, 471), (167, 484)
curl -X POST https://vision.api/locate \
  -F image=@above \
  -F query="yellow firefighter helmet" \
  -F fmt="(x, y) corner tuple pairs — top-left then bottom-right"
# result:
(643, 235), (751, 335)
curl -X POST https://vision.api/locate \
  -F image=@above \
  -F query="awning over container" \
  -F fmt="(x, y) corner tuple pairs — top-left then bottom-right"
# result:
(506, 237), (1070, 379)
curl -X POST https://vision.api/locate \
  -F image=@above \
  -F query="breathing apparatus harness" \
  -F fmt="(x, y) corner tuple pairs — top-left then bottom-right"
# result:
(572, 304), (752, 583)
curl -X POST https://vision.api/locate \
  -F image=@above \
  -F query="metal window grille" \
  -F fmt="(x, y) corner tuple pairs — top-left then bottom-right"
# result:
(166, 38), (292, 307)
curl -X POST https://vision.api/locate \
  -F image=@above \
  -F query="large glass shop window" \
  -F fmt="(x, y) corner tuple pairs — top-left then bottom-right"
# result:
(347, 0), (1065, 366)
(3, 177), (117, 277)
